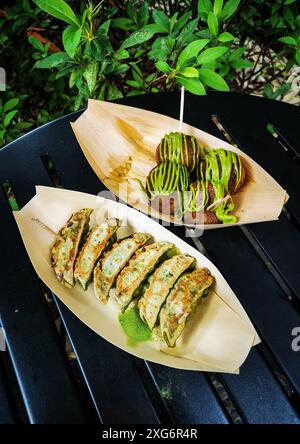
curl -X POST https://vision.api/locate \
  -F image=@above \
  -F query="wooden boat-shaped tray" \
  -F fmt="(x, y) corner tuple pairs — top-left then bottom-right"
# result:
(71, 99), (288, 228)
(14, 186), (259, 373)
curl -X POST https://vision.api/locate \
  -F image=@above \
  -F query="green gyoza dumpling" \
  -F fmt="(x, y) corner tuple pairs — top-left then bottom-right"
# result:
(138, 254), (195, 330)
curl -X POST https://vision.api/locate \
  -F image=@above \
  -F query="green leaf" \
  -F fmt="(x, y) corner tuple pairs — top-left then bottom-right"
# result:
(34, 52), (69, 69)
(107, 84), (123, 101)
(143, 23), (167, 33)
(198, 68), (229, 91)
(106, 62), (129, 76)
(55, 66), (73, 79)
(9, 197), (19, 211)
(283, 7), (294, 27)
(229, 47), (245, 61)
(176, 39), (209, 68)
(197, 46), (228, 64)
(173, 11), (192, 35)
(176, 18), (199, 48)
(98, 83), (107, 101)
(180, 67), (199, 78)
(273, 82), (291, 98)
(131, 65), (144, 86)
(90, 40), (105, 61)
(121, 30), (154, 49)
(4, 110), (18, 127)
(111, 18), (135, 31)
(177, 77), (206, 95)
(4, 98), (19, 113)
(207, 12), (219, 37)
(126, 80), (141, 88)
(23, 0), (32, 13)
(100, 19), (111, 35)
(138, 2), (149, 27)
(81, 8), (88, 26)
(170, 12), (178, 32)
(271, 4), (281, 14)
(83, 61), (98, 93)
(270, 13), (279, 28)
(127, 0), (137, 21)
(127, 90), (145, 97)
(218, 31), (234, 42)
(213, 0), (223, 16)
(284, 0), (296, 4)
(197, 0), (213, 18)
(296, 48), (300, 65)
(220, 0), (240, 21)
(69, 69), (79, 88)
(114, 49), (130, 60)
(155, 61), (171, 74)
(263, 83), (273, 99)
(146, 73), (156, 82)
(278, 36), (297, 46)
(28, 35), (45, 52)
(33, 0), (80, 27)
(62, 26), (81, 58)
(152, 10), (170, 32)
(230, 59), (252, 69)
(15, 121), (33, 130)
(231, 59), (252, 69)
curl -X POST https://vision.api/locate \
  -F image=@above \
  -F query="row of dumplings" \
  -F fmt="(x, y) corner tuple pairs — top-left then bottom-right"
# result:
(50, 208), (214, 347)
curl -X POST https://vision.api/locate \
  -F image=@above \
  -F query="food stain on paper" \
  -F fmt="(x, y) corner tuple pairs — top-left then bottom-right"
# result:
(115, 117), (155, 159)
(107, 156), (133, 183)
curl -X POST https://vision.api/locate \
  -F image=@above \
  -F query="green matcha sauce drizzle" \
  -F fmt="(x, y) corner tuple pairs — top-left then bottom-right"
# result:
(196, 148), (242, 223)
(158, 132), (200, 172)
(187, 180), (209, 212)
(200, 148), (242, 192)
(145, 162), (190, 219)
(141, 135), (242, 223)
(119, 306), (152, 346)
(146, 162), (189, 199)
(212, 181), (237, 224)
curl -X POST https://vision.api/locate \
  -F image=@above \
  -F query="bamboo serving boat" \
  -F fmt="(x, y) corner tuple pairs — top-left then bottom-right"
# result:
(71, 99), (288, 228)
(14, 186), (259, 373)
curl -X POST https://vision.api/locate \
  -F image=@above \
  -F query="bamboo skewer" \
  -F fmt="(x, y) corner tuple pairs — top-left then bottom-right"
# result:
(31, 217), (64, 241)
(206, 195), (231, 212)
(179, 86), (185, 133)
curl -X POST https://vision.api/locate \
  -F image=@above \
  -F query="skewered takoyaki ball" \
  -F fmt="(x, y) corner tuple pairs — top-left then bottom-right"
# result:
(183, 181), (220, 225)
(198, 149), (245, 194)
(156, 132), (202, 172)
(146, 161), (190, 217)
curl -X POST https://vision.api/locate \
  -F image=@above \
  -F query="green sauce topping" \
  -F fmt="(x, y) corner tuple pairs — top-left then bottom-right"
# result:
(211, 181), (237, 224)
(119, 307), (152, 346)
(186, 180), (209, 212)
(146, 162), (189, 199)
(158, 132), (201, 172)
(199, 148), (242, 193)
(142, 142), (242, 224)
(145, 162), (190, 219)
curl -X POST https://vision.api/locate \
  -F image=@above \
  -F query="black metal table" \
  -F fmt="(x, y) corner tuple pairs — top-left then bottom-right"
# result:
(0, 92), (299, 424)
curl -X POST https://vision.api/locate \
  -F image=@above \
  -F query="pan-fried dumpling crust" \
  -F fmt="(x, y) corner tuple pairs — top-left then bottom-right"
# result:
(74, 218), (119, 290)
(138, 254), (196, 330)
(115, 241), (174, 310)
(160, 268), (214, 347)
(50, 208), (93, 288)
(94, 233), (151, 304)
